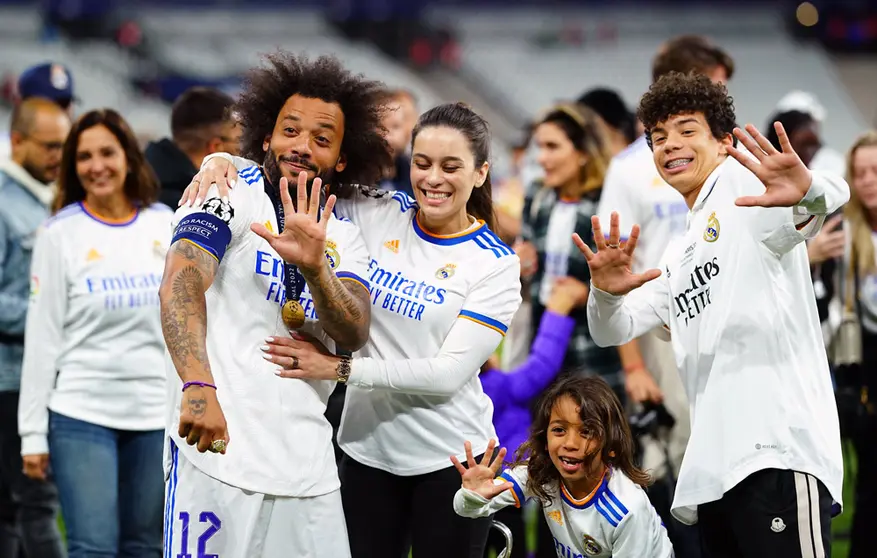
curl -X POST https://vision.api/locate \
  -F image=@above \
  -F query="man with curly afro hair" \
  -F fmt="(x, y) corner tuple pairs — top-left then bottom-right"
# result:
(583, 70), (849, 558)
(158, 52), (388, 557)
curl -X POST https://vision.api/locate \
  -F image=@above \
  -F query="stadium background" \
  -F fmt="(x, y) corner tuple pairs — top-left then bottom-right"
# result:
(0, 0), (874, 556)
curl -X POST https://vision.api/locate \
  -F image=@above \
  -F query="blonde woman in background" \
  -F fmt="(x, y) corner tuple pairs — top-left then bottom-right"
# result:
(835, 130), (877, 558)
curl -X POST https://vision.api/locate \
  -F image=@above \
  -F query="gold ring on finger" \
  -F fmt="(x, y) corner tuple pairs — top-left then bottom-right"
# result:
(210, 439), (227, 453)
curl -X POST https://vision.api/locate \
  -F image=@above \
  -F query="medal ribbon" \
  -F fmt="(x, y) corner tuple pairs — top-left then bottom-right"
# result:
(263, 174), (304, 306)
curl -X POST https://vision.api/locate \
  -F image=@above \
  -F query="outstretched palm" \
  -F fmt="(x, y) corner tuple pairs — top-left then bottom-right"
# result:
(574, 212), (662, 296)
(451, 440), (513, 500)
(727, 122), (813, 208)
(250, 172), (336, 273)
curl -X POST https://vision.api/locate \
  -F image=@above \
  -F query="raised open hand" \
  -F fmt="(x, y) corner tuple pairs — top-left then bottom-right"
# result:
(573, 212), (662, 296)
(250, 171), (336, 273)
(727, 122), (813, 208)
(450, 440), (512, 500)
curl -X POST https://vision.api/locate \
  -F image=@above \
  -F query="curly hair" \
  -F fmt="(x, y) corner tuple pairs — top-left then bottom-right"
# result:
(235, 51), (393, 187)
(512, 375), (650, 505)
(637, 72), (737, 149)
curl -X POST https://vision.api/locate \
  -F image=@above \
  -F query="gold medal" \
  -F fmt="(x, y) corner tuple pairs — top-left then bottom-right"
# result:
(281, 300), (306, 330)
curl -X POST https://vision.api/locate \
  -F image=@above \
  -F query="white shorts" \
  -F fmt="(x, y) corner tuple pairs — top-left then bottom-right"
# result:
(163, 443), (350, 558)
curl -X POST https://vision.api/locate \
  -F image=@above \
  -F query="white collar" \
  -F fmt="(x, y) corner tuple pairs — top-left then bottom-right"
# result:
(690, 157), (730, 212)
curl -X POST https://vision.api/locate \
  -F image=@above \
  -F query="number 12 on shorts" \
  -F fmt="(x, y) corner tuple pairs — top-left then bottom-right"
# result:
(176, 511), (221, 558)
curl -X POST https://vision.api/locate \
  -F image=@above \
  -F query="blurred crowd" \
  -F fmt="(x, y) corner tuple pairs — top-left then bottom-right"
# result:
(0, 31), (874, 558)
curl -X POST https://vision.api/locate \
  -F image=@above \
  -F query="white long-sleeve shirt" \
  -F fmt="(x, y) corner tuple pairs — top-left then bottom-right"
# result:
(587, 157), (849, 524)
(454, 465), (673, 558)
(19, 202), (172, 455)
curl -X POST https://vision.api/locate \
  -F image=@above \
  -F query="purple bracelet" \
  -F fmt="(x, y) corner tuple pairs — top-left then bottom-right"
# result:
(182, 381), (217, 392)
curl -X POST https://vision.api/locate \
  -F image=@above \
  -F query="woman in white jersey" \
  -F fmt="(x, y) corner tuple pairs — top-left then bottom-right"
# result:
(18, 109), (169, 557)
(183, 102), (522, 557)
(453, 375), (673, 558)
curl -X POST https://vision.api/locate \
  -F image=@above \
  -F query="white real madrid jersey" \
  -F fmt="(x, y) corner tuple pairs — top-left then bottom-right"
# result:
(587, 157), (849, 524)
(334, 187), (522, 476)
(165, 165), (371, 497)
(597, 136), (690, 272)
(19, 203), (172, 456)
(454, 465), (673, 558)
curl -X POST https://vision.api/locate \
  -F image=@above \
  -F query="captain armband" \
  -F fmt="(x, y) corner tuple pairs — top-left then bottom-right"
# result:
(171, 211), (233, 263)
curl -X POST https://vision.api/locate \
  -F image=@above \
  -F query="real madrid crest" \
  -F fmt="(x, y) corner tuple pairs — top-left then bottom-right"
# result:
(703, 211), (720, 243)
(435, 263), (456, 280)
(324, 240), (340, 270)
(582, 534), (602, 556)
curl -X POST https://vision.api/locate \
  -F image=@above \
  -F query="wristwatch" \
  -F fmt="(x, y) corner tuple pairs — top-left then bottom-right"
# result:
(336, 355), (352, 384)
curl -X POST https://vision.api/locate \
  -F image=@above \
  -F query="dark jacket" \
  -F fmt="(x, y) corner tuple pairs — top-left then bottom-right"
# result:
(145, 138), (198, 209)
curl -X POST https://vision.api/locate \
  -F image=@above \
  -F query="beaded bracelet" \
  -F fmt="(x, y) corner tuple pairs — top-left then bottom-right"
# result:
(182, 381), (217, 392)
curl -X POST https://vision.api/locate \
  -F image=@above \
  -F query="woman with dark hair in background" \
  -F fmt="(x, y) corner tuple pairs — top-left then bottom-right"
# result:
(18, 109), (171, 557)
(183, 101), (522, 558)
(577, 87), (638, 157)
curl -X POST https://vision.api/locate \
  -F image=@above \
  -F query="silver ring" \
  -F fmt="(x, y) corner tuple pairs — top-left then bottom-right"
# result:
(291, 356), (299, 370)
(607, 243), (620, 249)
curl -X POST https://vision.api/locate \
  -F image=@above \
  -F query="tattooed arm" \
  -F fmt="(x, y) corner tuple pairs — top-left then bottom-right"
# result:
(159, 239), (229, 453)
(159, 240), (218, 382)
(301, 260), (371, 351)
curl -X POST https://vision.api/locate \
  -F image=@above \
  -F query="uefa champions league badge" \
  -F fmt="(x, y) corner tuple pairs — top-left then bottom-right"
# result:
(435, 263), (456, 280)
(703, 211), (720, 243)
(324, 240), (340, 269)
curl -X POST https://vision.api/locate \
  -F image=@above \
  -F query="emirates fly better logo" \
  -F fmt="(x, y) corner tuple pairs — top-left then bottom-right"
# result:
(673, 257), (721, 326)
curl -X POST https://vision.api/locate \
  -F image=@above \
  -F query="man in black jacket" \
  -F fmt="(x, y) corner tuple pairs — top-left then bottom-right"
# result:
(146, 87), (240, 208)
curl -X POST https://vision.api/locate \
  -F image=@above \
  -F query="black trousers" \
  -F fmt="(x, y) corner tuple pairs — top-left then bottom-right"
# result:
(647, 475), (703, 558)
(324, 383), (347, 465)
(339, 452), (492, 558)
(0, 391), (65, 558)
(698, 469), (832, 558)
(849, 412), (876, 558)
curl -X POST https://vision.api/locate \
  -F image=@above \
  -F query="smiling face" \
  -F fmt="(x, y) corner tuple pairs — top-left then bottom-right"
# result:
(547, 395), (604, 488)
(262, 94), (348, 189)
(535, 121), (584, 190)
(409, 125), (488, 235)
(650, 112), (732, 202)
(75, 124), (128, 203)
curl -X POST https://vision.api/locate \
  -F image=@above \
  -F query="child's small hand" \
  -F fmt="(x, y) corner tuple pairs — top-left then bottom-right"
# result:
(451, 440), (512, 500)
